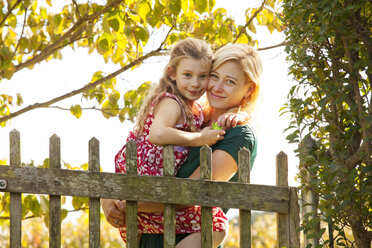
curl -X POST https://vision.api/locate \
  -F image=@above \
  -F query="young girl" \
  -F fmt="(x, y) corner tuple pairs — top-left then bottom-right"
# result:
(114, 38), (228, 247)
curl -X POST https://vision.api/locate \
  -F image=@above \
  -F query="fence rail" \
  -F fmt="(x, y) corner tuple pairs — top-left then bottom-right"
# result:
(0, 129), (301, 247)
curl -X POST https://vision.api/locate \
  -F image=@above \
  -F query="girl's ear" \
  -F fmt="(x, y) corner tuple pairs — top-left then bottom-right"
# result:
(167, 66), (176, 81)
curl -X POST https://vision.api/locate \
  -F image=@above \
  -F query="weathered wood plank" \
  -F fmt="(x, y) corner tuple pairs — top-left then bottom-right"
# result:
(9, 129), (21, 248)
(0, 166), (290, 212)
(163, 145), (176, 248)
(239, 148), (251, 248)
(200, 145), (213, 248)
(126, 140), (138, 248)
(276, 151), (289, 248)
(49, 134), (61, 248)
(89, 137), (100, 248)
(289, 187), (300, 248)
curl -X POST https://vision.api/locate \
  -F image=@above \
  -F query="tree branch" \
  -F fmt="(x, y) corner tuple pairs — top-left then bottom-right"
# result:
(14, 0), (123, 73)
(11, 2), (27, 59)
(258, 41), (288, 51)
(48, 105), (125, 119)
(0, 47), (164, 124)
(233, 0), (267, 43)
(0, 0), (22, 27)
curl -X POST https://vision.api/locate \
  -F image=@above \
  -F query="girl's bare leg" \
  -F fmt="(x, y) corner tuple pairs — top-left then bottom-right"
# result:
(176, 230), (227, 248)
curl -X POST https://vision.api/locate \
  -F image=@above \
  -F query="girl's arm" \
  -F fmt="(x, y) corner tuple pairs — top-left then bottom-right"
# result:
(148, 98), (224, 147)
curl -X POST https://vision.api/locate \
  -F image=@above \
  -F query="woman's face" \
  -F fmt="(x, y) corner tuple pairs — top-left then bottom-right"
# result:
(207, 60), (252, 112)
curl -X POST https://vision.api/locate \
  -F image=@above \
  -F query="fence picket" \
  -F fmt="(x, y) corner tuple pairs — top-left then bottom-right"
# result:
(49, 134), (62, 248)
(126, 140), (138, 248)
(89, 137), (100, 248)
(239, 148), (251, 248)
(289, 187), (301, 247)
(200, 145), (213, 248)
(163, 145), (176, 248)
(276, 151), (289, 247)
(9, 130), (21, 248)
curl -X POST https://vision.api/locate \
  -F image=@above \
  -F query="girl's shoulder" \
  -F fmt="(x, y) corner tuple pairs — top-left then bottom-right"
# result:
(152, 92), (182, 106)
(149, 92), (185, 116)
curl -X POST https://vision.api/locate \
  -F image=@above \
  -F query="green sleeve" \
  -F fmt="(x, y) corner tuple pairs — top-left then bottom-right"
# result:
(176, 125), (257, 182)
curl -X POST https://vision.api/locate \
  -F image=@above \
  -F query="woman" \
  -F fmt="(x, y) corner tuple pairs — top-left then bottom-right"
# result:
(102, 43), (262, 247)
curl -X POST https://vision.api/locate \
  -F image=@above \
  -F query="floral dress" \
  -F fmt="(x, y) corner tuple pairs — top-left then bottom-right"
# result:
(114, 92), (228, 243)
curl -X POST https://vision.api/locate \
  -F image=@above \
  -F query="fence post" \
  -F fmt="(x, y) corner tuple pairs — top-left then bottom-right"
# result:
(49, 134), (61, 248)
(239, 148), (251, 248)
(126, 140), (138, 248)
(163, 145), (176, 248)
(200, 145), (213, 248)
(9, 129), (21, 248)
(89, 137), (100, 248)
(300, 136), (319, 247)
(276, 151), (289, 248)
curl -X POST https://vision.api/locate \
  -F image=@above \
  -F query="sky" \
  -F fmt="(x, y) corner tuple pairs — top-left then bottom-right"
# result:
(0, 0), (299, 217)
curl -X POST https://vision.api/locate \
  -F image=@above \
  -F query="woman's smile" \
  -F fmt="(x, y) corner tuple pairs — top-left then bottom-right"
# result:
(208, 91), (225, 99)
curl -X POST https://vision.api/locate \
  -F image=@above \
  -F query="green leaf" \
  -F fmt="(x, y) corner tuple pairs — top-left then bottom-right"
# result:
(16, 93), (23, 106)
(101, 100), (112, 119)
(99, 38), (109, 52)
(53, 14), (62, 27)
(212, 122), (223, 130)
(40, 195), (49, 215)
(134, 26), (149, 43)
(7, 14), (17, 28)
(70, 105), (82, 119)
(61, 209), (68, 221)
(40, 7), (48, 19)
(181, 0), (189, 13)
(169, 0), (181, 15)
(108, 18), (120, 32)
(138, 2), (151, 22)
(193, 0), (207, 13)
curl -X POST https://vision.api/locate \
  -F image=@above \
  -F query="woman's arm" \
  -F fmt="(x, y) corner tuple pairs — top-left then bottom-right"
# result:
(149, 98), (224, 146)
(188, 150), (238, 181)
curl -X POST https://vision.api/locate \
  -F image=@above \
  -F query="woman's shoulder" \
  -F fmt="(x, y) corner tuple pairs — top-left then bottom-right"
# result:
(225, 124), (256, 140)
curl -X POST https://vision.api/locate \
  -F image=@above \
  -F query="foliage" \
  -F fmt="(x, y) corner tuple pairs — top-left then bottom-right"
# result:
(223, 212), (276, 248)
(0, 209), (124, 247)
(0, 159), (90, 229)
(0, 0), (283, 126)
(0, 211), (278, 247)
(281, 0), (372, 247)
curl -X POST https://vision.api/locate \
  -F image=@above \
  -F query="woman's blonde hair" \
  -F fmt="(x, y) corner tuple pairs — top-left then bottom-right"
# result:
(134, 37), (213, 135)
(205, 43), (263, 120)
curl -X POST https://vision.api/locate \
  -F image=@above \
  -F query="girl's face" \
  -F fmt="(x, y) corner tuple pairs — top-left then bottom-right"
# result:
(169, 58), (210, 104)
(207, 60), (254, 112)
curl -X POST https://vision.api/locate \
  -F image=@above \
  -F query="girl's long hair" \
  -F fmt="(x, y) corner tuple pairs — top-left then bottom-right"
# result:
(134, 38), (213, 135)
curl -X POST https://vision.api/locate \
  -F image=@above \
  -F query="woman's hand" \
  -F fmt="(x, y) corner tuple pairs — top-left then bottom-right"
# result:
(216, 112), (249, 130)
(101, 198), (126, 228)
(200, 127), (225, 146)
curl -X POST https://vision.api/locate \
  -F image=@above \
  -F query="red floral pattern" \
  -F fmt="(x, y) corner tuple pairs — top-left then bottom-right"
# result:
(114, 93), (228, 243)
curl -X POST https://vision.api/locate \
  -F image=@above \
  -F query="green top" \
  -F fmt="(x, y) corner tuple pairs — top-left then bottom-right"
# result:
(176, 124), (257, 181)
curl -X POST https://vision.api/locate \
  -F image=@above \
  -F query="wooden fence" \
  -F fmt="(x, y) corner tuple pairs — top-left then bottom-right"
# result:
(0, 129), (301, 247)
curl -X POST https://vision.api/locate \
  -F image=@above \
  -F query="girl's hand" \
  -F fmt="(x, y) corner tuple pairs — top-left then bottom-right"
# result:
(217, 112), (249, 130)
(101, 198), (126, 228)
(200, 127), (225, 146)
